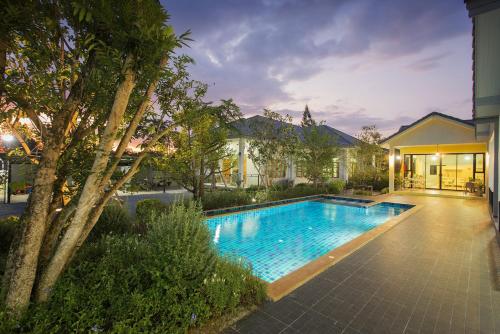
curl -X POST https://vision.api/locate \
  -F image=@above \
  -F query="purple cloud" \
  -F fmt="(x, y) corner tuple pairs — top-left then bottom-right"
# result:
(162, 0), (472, 134)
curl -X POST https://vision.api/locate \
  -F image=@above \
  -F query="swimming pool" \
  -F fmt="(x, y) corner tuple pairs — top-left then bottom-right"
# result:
(205, 200), (412, 283)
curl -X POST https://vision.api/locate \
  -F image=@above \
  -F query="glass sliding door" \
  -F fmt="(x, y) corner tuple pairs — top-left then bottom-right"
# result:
(441, 154), (457, 190)
(456, 154), (474, 190)
(403, 153), (484, 192)
(425, 155), (440, 189)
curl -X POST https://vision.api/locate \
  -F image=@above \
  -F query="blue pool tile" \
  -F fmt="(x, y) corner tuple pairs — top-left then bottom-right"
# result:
(206, 201), (410, 282)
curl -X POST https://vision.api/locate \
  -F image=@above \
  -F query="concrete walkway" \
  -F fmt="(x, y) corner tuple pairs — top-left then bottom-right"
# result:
(0, 189), (191, 218)
(118, 189), (192, 216)
(225, 195), (500, 334)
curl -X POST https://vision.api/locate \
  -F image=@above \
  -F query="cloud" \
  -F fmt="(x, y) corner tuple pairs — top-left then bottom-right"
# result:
(263, 105), (415, 136)
(163, 0), (472, 128)
(407, 52), (451, 71)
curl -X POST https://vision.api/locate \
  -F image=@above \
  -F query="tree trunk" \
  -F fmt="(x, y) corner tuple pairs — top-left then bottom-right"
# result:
(198, 160), (205, 199)
(38, 202), (76, 269)
(34, 56), (136, 302)
(2, 144), (61, 313)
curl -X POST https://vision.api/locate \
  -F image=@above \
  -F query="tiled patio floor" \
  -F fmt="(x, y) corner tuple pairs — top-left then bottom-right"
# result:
(224, 195), (500, 334)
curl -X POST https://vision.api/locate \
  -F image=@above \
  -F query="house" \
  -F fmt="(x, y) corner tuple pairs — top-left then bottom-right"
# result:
(219, 115), (360, 187)
(465, 0), (500, 229)
(381, 112), (487, 195)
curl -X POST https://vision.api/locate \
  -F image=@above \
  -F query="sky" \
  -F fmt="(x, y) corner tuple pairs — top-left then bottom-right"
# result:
(162, 0), (473, 137)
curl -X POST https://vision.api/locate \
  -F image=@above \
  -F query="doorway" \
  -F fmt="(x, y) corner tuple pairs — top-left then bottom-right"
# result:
(403, 153), (485, 191)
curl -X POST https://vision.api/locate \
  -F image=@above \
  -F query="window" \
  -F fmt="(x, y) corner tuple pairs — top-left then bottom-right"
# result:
(332, 161), (339, 178)
(323, 161), (340, 179)
(296, 163), (304, 178)
(267, 160), (286, 178)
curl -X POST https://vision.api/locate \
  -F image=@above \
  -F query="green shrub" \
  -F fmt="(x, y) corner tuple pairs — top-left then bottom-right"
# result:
(348, 169), (388, 191)
(0, 216), (21, 276)
(325, 180), (345, 194)
(88, 203), (133, 241)
(200, 181), (345, 211)
(135, 198), (169, 222)
(201, 190), (252, 211)
(204, 257), (266, 318)
(9, 181), (29, 194)
(15, 203), (265, 333)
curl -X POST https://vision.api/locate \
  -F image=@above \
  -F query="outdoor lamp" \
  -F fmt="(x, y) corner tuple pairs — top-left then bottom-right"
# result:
(1, 133), (14, 142)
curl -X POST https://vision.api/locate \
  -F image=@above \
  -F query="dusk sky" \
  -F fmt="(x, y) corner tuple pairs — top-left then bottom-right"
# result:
(163, 0), (473, 136)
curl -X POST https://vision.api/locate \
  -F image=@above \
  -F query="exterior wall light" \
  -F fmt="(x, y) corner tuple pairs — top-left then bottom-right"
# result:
(1, 134), (14, 142)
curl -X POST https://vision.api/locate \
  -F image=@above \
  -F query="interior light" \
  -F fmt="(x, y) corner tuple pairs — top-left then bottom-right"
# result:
(465, 156), (471, 161)
(396, 156), (401, 160)
(431, 156), (438, 161)
(1, 134), (14, 142)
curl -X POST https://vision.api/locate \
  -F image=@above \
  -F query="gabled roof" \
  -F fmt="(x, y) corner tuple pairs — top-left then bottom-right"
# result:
(381, 112), (474, 144)
(228, 115), (360, 147)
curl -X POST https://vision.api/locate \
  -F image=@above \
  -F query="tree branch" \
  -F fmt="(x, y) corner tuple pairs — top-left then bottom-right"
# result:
(100, 54), (169, 189)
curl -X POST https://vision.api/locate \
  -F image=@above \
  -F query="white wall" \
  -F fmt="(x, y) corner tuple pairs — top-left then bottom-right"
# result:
(488, 132), (495, 193)
(386, 117), (478, 147)
(224, 137), (351, 187)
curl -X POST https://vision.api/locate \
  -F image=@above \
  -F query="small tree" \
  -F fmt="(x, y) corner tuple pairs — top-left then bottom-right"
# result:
(247, 109), (299, 188)
(296, 106), (338, 187)
(152, 96), (241, 200)
(350, 125), (388, 188)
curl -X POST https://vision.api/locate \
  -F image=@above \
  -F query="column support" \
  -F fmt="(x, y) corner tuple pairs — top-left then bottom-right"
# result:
(237, 138), (245, 188)
(493, 117), (499, 220)
(389, 146), (395, 193)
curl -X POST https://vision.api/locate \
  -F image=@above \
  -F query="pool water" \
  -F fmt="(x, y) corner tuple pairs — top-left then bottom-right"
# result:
(205, 200), (411, 282)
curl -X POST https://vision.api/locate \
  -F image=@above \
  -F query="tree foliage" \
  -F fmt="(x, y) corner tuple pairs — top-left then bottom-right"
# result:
(353, 125), (386, 171)
(296, 106), (339, 186)
(151, 91), (241, 199)
(247, 110), (299, 188)
(0, 0), (197, 313)
(349, 125), (388, 188)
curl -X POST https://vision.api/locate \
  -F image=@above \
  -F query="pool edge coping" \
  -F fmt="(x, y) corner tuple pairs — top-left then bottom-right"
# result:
(203, 194), (375, 217)
(265, 203), (423, 301)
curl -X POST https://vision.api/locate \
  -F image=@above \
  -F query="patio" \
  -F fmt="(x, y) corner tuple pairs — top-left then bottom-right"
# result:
(223, 194), (500, 334)
(393, 188), (484, 200)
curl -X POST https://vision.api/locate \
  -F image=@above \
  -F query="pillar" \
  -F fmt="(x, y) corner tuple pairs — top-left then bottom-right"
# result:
(493, 117), (499, 220)
(389, 146), (395, 193)
(237, 138), (245, 188)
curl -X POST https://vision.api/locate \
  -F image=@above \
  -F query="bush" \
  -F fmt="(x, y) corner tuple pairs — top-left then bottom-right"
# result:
(0, 216), (21, 276)
(88, 203), (133, 240)
(14, 203), (265, 333)
(200, 180), (345, 211)
(201, 190), (252, 211)
(9, 181), (30, 194)
(348, 168), (388, 191)
(325, 180), (345, 194)
(135, 198), (170, 222)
